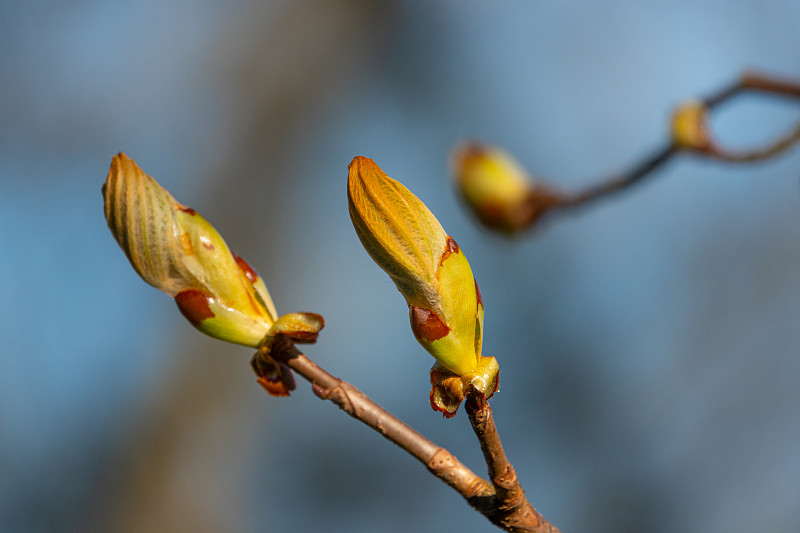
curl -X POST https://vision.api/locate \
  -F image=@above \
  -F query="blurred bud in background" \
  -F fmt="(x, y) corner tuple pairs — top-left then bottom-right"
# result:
(670, 100), (713, 152)
(452, 142), (565, 235)
(348, 156), (498, 417)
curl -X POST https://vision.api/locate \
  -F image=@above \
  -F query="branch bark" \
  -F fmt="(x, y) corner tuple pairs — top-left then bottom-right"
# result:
(262, 336), (561, 533)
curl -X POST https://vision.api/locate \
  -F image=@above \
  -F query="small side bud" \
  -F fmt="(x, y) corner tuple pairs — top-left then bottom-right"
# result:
(670, 100), (713, 152)
(429, 357), (499, 418)
(268, 312), (325, 343)
(452, 142), (564, 235)
(348, 156), (498, 416)
(250, 312), (324, 398)
(250, 351), (296, 397)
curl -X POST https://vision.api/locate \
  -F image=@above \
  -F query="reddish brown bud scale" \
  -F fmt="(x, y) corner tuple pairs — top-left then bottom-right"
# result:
(429, 367), (463, 418)
(284, 331), (320, 342)
(175, 289), (215, 325)
(251, 354), (297, 397)
(234, 254), (259, 283)
(179, 206), (197, 215)
(258, 377), (288, 397)
(475, 281), (483, 308)
(429, 388), (459, 418)
(410, 306), (450, 342)
(439, 236), (460, 266)
(257, 371), (295, 397)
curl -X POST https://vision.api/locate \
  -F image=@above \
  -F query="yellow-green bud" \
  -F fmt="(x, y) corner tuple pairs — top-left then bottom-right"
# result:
(103, 153), (322, 351)
(348, 156), (498, 416)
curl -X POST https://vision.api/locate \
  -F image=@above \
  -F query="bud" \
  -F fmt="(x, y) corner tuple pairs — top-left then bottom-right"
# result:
(430, 356), (499, 418)
(348, 156), (498, 416)
(452, 142), (563, 235)
(103, 153), (323, 356)
(670, 100), (713, 152)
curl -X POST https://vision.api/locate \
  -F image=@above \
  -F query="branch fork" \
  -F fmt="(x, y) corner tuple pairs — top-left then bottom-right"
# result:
(253, 336), (561, 533)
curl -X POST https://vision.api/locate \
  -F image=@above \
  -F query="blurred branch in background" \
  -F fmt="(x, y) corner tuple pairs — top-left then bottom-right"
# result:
(453, 71), (800, 236)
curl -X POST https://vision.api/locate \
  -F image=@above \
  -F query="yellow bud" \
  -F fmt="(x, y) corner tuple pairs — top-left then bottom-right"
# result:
(452, 142), (562, 234)
(670, 100), (712, 152)
(348, 156), (498, 413)
(268, 312), (325, 344)
(103, 153), (278, 347)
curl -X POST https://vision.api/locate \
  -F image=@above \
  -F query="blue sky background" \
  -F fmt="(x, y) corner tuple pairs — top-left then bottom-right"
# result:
(2, 1), (800, 532)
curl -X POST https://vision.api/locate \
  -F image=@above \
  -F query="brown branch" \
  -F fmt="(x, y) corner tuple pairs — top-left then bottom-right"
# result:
(700, 71), (800, 163)
(260, 336), (561, 532)
(706, 70), (800, 108)
(706, 121), (800, 163)
(554, 144), (678, 212)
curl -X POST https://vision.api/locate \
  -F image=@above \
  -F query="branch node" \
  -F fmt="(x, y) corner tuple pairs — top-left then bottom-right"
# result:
(312, 379), (356, 416)
(494, 464), (520, 492)
(427, 447), (455, 471)
(276, 342), (560, 532)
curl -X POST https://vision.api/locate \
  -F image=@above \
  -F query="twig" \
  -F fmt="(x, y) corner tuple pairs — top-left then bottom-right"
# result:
(555, 144), (677, 211)
(561, 71), (800, 207)
(701, 71), (800, 162)
(706, 121), (800, 163)
(518, 71), (800, 228)
(705, 70), (800, 109)
(262, 336), (561, 532)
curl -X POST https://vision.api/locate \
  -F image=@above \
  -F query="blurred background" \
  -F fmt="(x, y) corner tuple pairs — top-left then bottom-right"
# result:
(2, 1), (800, 532)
